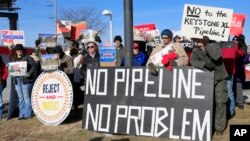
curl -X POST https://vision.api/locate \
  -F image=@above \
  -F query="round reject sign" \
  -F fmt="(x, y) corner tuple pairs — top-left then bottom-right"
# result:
(31, 70), (73, 125)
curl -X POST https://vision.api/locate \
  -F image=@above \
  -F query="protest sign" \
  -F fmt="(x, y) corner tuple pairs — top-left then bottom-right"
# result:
(40, 54), (60, 71)
(133, 24), (157, 42)
(83, 67), (214, 141)
(146, 29), (161, 47)
(230, 13), (246, 36)
(71, 22), (88, 41)
(134, 24), (156, 32)
(1, 30), (25, 46)
(38, 34), (57, 47)
(181, 4), (233, 41)
(57, 20), (71, 38)
(99, 43), (116, 67)
(32, 70), (73, 125)
(8, 61), (27, 77)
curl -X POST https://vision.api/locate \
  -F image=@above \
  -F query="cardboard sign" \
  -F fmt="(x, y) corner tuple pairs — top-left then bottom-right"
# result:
(31, 70), (73, 125)
(8, 61), (27, 77)
(57, 20), (71, 38)
(40, 54), (60, 71)
(83, 67), (214, 141)
(1, 30), (25, 46)
(133, 24), (156, 42)
(38, 34), (57, 47)
(181, 4), (233, 41)
(99, 43), (116, 67)
(146, 29), (161, 47)
(230, 13), (246, 36)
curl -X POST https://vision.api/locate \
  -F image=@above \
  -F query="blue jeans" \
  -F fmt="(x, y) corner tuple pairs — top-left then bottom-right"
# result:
(0, 84), (2, 119)
(227, 74), (235, 116)
(15, 78), (33, 118)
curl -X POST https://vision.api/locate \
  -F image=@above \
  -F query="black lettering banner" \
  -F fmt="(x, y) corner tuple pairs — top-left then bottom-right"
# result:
(82, 67), (214, 141)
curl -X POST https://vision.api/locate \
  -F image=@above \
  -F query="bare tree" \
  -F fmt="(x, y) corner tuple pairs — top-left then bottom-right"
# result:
(59, 7), (107, 35)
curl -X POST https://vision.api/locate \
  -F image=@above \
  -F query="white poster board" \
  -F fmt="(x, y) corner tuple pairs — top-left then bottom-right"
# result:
(181, 4), (233, 41)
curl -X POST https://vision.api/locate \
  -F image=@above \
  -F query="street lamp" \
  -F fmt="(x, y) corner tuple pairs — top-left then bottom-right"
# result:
(102, 9), (113, 43)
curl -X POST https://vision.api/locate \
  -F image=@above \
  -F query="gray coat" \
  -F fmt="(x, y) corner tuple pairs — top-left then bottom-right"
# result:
(190, 43), (228, 82)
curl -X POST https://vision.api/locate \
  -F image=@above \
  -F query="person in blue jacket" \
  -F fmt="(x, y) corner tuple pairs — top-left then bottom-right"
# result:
(133, 42), (147, 66)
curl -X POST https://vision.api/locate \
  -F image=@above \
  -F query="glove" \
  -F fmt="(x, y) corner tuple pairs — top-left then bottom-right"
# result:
(148, 63), (158, 76)
(169, 60), (177, 66)
(204, 63), (216, 71)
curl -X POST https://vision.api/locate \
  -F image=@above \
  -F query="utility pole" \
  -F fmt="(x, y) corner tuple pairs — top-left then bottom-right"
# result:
(124, 0), (133, 67)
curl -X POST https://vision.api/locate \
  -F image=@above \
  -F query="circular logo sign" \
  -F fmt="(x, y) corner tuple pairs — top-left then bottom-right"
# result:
(31, 70), (73, 125)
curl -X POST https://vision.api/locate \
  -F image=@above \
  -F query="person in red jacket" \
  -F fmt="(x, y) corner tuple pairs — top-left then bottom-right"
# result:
(0, 55), (8, 120)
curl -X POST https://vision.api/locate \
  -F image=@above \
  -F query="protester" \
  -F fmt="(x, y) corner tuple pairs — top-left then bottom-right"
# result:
(95, 31), (102, 43)
(220, 40), (245, 118)
(133, 42), (147, 66)
(80, 41), (100, 77)
(147, 29), (188, 75)
(233, 35), (248, 110)
(190, 36), (228, 135)
(31, 40), (42, 77)
(53, 45), (74, 83)
(70, 42), (84, 111)
(114, 35), (125, 66)
(13, 44), (37, 120)
(173, 35), (181, 43)
(45, 47), (54, 54)
(0, 55), (8, 120)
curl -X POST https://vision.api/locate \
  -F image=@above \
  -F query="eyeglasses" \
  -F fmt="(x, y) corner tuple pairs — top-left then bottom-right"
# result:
(87, 46), (95, 49)
(161, 37), (170, 39)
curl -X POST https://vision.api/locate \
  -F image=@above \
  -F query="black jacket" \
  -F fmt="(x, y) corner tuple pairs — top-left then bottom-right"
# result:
(14, 54), (37, 83)
(80, 52), (100, 77)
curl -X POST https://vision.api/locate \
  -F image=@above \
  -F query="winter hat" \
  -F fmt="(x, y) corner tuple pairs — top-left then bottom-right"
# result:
(53, 45), (63, 54)
(15, 44), (25, 51)
(161, 29), (173, 39)
(114, 35), (122, 43)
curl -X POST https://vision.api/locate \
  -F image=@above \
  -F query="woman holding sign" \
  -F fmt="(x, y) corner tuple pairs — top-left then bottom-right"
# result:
(12, 44), (37, 120)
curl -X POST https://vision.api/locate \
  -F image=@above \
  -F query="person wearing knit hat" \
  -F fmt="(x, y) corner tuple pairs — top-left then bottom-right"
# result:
(147, 29), (188, 75)
(114, 35), (125, 66)
(13, 44), (37, 120)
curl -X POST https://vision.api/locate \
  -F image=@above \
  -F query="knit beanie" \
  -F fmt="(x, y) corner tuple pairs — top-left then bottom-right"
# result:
(114, 35), (122, 43)
(161, 29), (173, 39)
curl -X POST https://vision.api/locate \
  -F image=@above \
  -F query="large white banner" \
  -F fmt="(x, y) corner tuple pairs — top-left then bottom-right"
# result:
(181, 4), (233, 41)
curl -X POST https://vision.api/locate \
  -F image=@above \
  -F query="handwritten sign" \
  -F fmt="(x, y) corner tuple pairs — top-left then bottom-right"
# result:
(31, 70), (73, 125)
(181, 4), (233, 41)
(1, 30), (25, 46)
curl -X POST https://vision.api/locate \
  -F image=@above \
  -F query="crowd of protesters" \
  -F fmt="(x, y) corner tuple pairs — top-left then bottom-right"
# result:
(0, 28), (249, 136)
